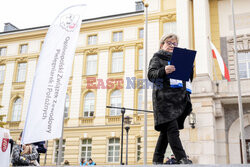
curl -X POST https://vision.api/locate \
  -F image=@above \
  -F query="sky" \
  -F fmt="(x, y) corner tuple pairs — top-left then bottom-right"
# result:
(0, 0), (137, 32)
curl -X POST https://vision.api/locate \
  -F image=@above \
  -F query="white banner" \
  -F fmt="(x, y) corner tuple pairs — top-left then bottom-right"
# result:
(22, 5), (85, 144)
(0, 128), (11, 167)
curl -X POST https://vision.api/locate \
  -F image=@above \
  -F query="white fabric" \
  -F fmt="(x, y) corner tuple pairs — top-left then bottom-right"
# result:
(22, 5), (85, 144)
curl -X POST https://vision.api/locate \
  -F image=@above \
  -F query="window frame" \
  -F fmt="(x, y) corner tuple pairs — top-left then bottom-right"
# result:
(138, 28), (144, 39)
(64, 93), (70, 118)
(80, 138), (92, 161)
(238, 51), (250, 79)
(112, 31), (123, 42)
(0, 47), (7, 56)
(11, 97), (22, 122)
(136, 137), (142, 162)
(83, 91), (95, 117)
(19, 44), (28, 54)
(87, 34), (98, 45)
(53, 139), (66, 164)
(15, 62), (27, 82)
(111, 51), (123, 73)
(86, 54), (98, 76)
(109, 90), (122, 116)
(0, 64), (6, 84)
(107, 138), (120, 163)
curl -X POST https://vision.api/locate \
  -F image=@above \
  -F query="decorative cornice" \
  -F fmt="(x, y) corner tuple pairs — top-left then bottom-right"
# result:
(160, 13), (176, 22)
(84, 48), (98, 55)
(109, 45), (124, 52)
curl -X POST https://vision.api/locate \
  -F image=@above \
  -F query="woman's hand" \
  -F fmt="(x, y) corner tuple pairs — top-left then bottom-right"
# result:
(165, 65), (175, 74)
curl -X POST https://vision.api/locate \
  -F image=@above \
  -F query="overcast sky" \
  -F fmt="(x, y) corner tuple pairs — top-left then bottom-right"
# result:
(0, 0), (137, 32)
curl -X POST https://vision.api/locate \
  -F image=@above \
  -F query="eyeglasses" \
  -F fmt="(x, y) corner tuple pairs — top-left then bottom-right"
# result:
(165, 41), (178, 47)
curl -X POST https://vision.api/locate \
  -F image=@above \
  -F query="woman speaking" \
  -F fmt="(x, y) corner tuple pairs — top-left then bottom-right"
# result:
(148, 34), (193, 165)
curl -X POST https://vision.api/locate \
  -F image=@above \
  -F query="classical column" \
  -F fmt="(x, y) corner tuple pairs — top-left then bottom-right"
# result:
(193, 0), (213, 78)
(176, 0), (191, 49)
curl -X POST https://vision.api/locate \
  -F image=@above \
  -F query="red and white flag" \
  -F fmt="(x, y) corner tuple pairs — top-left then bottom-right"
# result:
(210, 41), (231, 81)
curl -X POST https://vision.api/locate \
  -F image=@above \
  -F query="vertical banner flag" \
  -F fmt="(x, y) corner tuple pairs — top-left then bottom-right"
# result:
(22, 5), (85, 144)
(0, 128), (10, 167)
(210, 41), (231, 81)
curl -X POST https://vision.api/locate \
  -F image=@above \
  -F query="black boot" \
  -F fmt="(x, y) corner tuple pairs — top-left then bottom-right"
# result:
(178, 157), (192, 164)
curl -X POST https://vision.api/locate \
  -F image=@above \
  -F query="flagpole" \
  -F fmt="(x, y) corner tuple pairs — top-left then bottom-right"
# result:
(57, 115), (65, 165)
(230, 0), (247, 164)
(143, 1), (149, 165)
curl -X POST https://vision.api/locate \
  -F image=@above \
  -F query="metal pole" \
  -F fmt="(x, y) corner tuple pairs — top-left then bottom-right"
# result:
(57, 115), (65, 165)
(125, 126), (130, 165)
(230, 0), (247, 164)
(120, 108), (125, 165)
(143, 2), (149, 165)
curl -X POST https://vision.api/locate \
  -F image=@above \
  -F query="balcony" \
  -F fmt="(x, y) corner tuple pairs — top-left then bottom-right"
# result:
(79, 117), (94, 126)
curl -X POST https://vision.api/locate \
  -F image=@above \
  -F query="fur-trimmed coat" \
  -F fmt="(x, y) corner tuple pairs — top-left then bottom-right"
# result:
(147, 50), (193, 131)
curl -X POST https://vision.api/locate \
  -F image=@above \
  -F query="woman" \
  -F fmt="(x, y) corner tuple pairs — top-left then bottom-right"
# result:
(148, 34), (193, 164)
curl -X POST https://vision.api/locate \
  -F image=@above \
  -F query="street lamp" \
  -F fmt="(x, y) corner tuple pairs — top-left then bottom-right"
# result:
(124, 116), (132, 165)
(189, 112), (196, 129)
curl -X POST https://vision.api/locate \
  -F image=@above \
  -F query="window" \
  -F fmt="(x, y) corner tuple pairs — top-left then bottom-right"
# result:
(163, 22), (176, 35)
(110, 90), (122, 116)
(54, 139), (65, 163)
(136, 137), (142, 162)
(20, 44), (28, 54)
(137, 89), (143, 114)
(81, 139), (92, 161)
(86, 55), (97, 75)
(88, 35), (97, 45)
(108, 138), (120, 163)
(138, 49), (143, 70)
(136, 1), (144, 11)
(238, 52), (250, 79)
(111, 51), (123, 73)
(139, 29), (144, 39)
(11, 98), (22, 122)
(83, 92), (95, 117)
(0, 47), (7, 56)
(16, 63), (27, 82)
(64, 94), (69, 118)
(113, 32), (123, 42)
(0, 65), (5, 84)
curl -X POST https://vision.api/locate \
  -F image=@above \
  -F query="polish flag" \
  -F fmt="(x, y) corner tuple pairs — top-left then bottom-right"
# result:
(210, 41), (231, 81)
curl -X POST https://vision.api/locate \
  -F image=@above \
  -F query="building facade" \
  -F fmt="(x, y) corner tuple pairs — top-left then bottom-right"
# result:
(0, 0), (250, 165)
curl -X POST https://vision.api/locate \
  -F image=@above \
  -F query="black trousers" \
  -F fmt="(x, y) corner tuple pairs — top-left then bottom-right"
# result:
(153, 119), (186, 163)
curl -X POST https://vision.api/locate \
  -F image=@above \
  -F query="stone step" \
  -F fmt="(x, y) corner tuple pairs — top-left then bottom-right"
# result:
(42, 165), (250, 167)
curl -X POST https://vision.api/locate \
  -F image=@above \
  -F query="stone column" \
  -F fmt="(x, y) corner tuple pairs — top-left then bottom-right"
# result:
(193, 0), (213, 78)
(94, 50), (108, 125)
(21, 59), (37, 123)
(176, 0), (191, 48)
(68, 54), (83, 126)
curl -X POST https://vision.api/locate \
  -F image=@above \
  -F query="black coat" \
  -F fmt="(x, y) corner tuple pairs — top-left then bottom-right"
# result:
(147, 50), (193, 131)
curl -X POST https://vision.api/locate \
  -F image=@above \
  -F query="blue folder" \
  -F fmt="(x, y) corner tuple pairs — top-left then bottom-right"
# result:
(168, 47), (196, 81)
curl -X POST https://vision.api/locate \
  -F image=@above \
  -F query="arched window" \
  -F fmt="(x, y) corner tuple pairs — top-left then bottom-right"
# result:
(83, 92), (95, 117)
(11, 98), (22, 121)
(110, 90), (121, 116)
(64, 94), (69, 118)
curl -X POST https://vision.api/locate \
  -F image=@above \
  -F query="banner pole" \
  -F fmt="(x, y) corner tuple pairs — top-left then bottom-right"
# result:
(57, 115), (65, 165)
(143, 2), (149, 165)
(230, 0), (247, 164)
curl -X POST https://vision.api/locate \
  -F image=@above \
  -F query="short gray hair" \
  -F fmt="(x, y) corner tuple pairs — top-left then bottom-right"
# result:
(159, 33), (179, 49)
